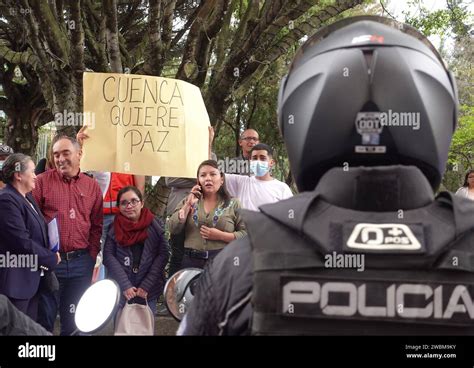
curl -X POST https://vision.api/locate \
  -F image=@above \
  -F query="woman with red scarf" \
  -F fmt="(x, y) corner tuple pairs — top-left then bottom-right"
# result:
(103, 186), (168, 316)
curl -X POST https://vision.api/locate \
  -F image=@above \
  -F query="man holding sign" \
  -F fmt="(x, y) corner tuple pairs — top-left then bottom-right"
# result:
(33, 136), (103, 335)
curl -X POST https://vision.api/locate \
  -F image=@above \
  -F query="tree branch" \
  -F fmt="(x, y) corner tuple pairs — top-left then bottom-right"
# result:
(83, 9), (109, 71)
(117, 0), (142, 34)
(69, 0), (85, 76)
(176, 0), (229, 86)
(103, 0), (122, 73)
(0, 42), (38, 68)
(379, 0), (396, 20)
(139, 0), (163, 76)
(28, 0), (70, 64)
(209, 0), (237, 86)
(271, 0), (364, 59)
(161, 0), (177, 48)
(205, 0), (362, 125)
(170, 4), (201, 49)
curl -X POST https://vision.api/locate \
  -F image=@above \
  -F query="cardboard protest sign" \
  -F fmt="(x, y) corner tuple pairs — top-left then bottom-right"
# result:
(81, 72), (210, 178)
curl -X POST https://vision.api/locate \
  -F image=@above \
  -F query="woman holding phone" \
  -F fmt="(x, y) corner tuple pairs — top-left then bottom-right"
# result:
(169, 160), (247, 269)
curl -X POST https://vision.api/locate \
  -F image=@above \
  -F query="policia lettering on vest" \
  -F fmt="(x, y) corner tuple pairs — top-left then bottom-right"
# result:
(178, 16), (473, 336)
(282, 280), (474, 322)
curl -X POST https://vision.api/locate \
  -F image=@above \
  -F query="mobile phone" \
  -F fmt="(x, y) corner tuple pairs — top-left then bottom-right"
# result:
(192, 180), (202, 198)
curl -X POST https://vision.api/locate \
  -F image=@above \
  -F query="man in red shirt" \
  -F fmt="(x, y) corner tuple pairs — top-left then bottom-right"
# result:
(33, 136), (103, 335)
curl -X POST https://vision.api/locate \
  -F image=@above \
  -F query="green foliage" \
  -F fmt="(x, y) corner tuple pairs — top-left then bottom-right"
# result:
(447, 105), (474, 167)
(403, 0), (471, 37)
(213, 45), (297, 189)
(442, 105), (474, 192)
(211, 0), (379, 191)
(405, 9), (451, 36)
(402, 0), (473, 192)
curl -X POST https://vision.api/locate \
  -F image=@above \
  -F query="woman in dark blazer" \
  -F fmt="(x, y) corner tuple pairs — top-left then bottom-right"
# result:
(0, 153), (60, 321)
(103, 186), (168, 317)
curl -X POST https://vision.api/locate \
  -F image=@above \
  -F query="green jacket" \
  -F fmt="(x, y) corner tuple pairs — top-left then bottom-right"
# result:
(169, 197), (247, 251)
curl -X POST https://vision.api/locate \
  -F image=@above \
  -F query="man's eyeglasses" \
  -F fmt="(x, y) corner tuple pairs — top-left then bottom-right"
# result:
(241, 137), (259, 142)
(119, 199), (141, 208)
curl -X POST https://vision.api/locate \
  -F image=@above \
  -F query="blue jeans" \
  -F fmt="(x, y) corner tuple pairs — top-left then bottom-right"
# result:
(100, 215), (115, 279)
(37, 290), (58, 332)
(55, 253), (95, 335)
(100, 214), (115, 251)
(168, 232), (185, 277)
(148, 298), (157, 315)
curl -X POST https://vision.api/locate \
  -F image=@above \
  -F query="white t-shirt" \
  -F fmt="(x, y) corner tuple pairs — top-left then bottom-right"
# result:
(225, 174), (293, 211)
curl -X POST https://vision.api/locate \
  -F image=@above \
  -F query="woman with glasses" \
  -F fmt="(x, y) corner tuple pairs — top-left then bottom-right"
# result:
(169, 160), (247, 269)
(103, 186), (168, 319)
(455, 170), (474, 200)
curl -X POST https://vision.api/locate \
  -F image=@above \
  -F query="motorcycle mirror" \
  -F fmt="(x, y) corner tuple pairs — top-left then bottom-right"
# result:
(74, 279), (121, 334)
(164, 268), (203, 321)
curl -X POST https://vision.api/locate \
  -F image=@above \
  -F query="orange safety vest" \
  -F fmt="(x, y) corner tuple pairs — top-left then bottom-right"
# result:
(103, 173), (136, 215)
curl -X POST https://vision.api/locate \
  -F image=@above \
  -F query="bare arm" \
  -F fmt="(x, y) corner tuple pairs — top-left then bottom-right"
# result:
(133, 175), (146, 195)
(209, 126), (214, 160)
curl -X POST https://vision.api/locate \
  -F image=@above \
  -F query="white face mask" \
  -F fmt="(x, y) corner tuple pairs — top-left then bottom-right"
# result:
(250, 160), (270, 177)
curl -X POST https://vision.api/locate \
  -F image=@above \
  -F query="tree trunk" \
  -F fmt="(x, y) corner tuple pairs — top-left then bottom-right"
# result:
(52, 77), (83, 136)
(5, 112), (38, 156)
(144, 177), (171, 218)
(3, 95), (52, 156)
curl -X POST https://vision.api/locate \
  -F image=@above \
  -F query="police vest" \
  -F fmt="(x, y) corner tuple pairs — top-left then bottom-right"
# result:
(243, 191), (474, 335)
(103, 173), (136, 215)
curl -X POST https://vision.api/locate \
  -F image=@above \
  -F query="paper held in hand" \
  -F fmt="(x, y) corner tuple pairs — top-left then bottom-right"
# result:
(48, 218), (60, 253)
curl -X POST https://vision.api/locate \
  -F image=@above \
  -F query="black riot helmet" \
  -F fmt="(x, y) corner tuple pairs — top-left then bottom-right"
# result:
(278, 16), (458, 192)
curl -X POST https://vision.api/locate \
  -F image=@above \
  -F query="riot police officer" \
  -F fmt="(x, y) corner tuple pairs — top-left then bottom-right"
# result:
(178, 16), (471, 335)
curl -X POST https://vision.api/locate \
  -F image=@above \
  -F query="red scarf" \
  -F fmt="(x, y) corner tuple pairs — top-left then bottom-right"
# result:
(114, 207), (155, 247)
